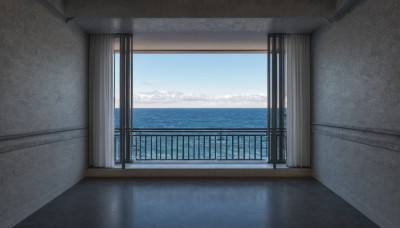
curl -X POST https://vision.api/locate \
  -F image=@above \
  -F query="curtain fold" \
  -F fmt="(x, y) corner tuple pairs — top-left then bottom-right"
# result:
(286, 34), (311, 168)
(89, 35), (114, 168)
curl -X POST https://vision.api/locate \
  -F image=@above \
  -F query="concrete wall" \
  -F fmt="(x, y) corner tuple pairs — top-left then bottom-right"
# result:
(311, 0), (400, 227)
(0, 0), (88, 227)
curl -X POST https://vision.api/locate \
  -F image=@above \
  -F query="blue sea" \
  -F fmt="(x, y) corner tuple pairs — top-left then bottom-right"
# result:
(113, 109), (288, 161)
(115, 108), (268, 128)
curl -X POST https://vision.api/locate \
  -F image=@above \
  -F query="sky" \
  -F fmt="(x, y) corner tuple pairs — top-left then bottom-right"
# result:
(115, 53), (268, 108)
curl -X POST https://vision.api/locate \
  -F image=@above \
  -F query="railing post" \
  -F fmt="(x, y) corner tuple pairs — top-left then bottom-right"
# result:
(219, 130), (222, 160)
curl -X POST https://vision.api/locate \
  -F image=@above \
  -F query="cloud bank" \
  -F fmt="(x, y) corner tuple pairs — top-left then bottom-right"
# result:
(127, 90), (268, 108)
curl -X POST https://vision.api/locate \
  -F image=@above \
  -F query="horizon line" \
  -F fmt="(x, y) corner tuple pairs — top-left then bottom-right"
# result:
(114, 107), (275, 109)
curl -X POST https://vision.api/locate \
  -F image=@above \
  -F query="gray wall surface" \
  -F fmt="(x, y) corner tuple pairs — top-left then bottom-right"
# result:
(311, 0), (400, 227)
(0, 0), (88, 227)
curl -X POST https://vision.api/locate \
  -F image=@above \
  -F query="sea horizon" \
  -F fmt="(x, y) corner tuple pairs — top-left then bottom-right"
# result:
(114, 108), (275, 129)
(115, 107), (268, 109)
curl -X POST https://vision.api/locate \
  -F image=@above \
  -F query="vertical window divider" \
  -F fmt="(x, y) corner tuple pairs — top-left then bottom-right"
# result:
(267, 33), (286, 169)
(119, 34), (133, 169)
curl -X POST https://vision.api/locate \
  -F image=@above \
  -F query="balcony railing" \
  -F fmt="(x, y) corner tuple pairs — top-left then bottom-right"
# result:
(114, 128), (286, 163)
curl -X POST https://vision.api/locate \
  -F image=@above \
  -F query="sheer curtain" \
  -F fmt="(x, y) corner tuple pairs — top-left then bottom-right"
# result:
(89, 35), (114, 168)
(286, 34), (311, 168)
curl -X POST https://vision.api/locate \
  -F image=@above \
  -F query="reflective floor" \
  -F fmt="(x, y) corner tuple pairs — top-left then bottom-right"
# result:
(16, 178), (377, 228)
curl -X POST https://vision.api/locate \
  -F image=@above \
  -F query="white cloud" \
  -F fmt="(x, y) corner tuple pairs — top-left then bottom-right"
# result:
(129, 91), (268, 108)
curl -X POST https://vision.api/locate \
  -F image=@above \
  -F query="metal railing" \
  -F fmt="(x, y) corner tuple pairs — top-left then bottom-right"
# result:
(114, 128), (286, 163)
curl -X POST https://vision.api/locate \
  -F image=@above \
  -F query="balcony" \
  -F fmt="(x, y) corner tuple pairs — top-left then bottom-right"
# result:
(114, 128), (286, 166)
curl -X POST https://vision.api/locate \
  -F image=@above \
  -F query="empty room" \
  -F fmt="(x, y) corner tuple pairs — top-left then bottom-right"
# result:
(0, 0), (399, 227)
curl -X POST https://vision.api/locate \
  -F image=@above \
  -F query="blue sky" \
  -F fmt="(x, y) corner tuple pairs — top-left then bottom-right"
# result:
(115, 53), (268, 108)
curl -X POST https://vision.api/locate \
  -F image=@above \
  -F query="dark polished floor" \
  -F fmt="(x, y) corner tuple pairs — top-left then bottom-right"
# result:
(16, 178), (377, 228)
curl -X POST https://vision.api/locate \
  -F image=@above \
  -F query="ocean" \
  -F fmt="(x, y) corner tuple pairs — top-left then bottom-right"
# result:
(113, 108), (287, 161)
(115, 108), (268, 128)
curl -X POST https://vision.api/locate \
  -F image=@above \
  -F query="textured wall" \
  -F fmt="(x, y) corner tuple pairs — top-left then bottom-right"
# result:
(0, 0), (88, 227)
(312, 0), (400, 227)
(0, 1), (87, 136)
(0, 138), (87, 228)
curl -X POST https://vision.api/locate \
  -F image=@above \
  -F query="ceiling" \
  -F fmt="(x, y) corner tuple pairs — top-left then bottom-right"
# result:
(74, 18), (327, 50)
(44, 0), (350, 50)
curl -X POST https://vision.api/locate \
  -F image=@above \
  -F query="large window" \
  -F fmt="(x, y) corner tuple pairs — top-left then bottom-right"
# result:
(113, 52), (286, 166)
(115, 53), (269, 128)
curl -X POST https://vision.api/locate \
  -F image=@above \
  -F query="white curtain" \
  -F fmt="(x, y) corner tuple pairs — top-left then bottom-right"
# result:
(286, 34), (311, 168)
(89, 35), (114, 168)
